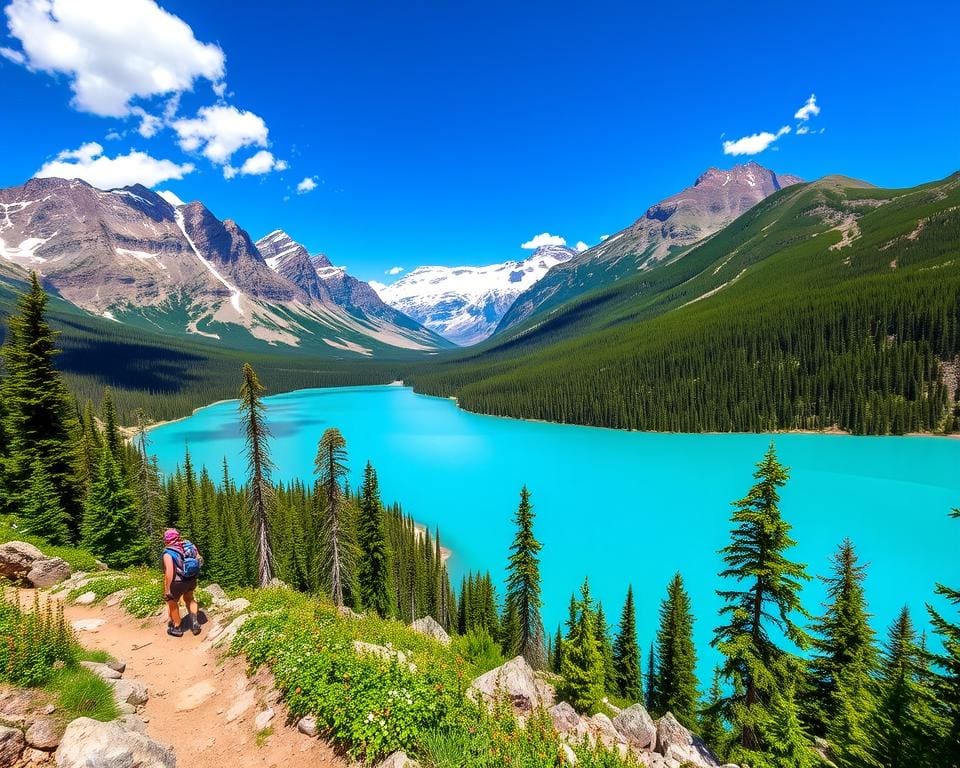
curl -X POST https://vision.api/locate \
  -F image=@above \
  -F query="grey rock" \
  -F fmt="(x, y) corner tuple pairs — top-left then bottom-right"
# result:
(0, 541), (45, 579)
(25, 558), (72, 588)
(106, 659), (126, 675)
(79, 661), (122, 680)
(376, 751), (419, 768)
(203, 583), (227, 603)
(297, 716), (318, 737)
(612, 703), (657, 750)
(655, 712), (720, 767)
(207, 614), (251, 649)
(25, 718), (60, 751)
(219, 597), (250, 615)
(253, 708), (274, 731)
(54, 717), (174, 768)
(109, 678), (149, 707)
(587, 712), (622, 748)
(411, 616), (451, 646)
(0, 724), (25, 765)
(549, 701), (587, 739)
(74, 591), (96, 606)
(468, 656), (554, 713)
(117, 715), (147, 734)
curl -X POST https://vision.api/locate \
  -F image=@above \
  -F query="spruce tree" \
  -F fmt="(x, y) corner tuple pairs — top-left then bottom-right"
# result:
(503, 486), (545, 668)
(646, 644), (657, 712)
(82, 450), (145, 568)
(927, 508), (960, 765)
(0, 273), (79, 527)
(654, 572), (699, 727)
(613, 585), (642, 702)
(134, 410), (161, 563)
(315, 427), (353, 607)
(870, 607), (938, 768)
(561, 578), (606, 713)
(595, 602), (617, 694)
(357, 461), (391, 616)
(21, 457), (71, 545)
(239, 363), (274, 586)
(806, 539), (876, 735)
(712, 443), (810, 757)
(101, 388), (122, 462)
(699, 668), (727, 757)
(766, 683), (817, 768)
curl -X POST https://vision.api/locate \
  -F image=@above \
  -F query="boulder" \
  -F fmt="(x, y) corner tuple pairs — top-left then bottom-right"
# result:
(117, 715), (147, 734)
(73, 592), (96, 606)
(25, 718), (60, 751)
(337, 605), (362, 620)
(0, 541), (45, 579)
(79, 661), (121, 680)
(0, 724), (25, 766)
(587, 713), (622, 748)
(254, 708), (274, 730)
(204, 583), (227, 603)
(411, 616), (451, 646)
(352, 641), (415, 671)
(612, 703), (657, 750)
(109, 678), (149, 708)
(69, 618), (104, 633)
(25, 558), (72, 588)
(219, 597), (250, 615)
(55, 718), (174, 768)
(22, 746), (52, 765)
(207, 614), (251, 649)
(468, 656), (554, 713)
(297, 716), (318, 737)
(106, 659), (127, 675)
(549, 701), (588, 740)
(654, 712), (720, 768)
(376, 751), (419, 768)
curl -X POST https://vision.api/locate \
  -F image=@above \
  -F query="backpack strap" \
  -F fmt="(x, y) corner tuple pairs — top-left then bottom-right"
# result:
(163, 547), (185, 577)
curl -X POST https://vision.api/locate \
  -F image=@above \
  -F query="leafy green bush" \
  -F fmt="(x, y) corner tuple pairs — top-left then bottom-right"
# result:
(0, 590), (75, 686)
(452, 627), (504, 675)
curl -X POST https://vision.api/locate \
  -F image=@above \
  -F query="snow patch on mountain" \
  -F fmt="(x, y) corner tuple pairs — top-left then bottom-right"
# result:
(374, 244), (576, 346)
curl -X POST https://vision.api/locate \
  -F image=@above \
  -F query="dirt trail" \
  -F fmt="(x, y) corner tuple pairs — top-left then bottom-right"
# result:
(63, 599), (346, 768)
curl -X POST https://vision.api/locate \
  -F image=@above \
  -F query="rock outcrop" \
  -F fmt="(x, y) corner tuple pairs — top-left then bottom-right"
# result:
(0, 724), (25, 766)
(55, 717), (175, 768)
(612, 703), (657, 751)
(0, 541), (72, 587)
(468, 656), (555, 713)
(410, 616), (451, 646)
(654, 712), (720, 767)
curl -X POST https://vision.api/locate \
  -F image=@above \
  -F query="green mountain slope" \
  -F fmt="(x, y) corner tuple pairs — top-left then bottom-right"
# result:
(408, 172), (960, 434)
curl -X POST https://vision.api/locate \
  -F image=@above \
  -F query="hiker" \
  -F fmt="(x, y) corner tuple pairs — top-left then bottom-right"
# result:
(162, 528), (203, 637)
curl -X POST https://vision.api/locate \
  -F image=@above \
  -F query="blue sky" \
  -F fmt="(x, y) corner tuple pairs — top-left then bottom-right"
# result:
(1, 0), (958, 284)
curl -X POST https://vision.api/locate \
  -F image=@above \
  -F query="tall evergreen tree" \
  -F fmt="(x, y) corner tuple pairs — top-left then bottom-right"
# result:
(134, 409), (161, 562)
(806, 539), (876, 735)
(927, 509), (960, 765)
(766, 683), (817, 768)
(870, 607), (938, 768)
(712, 443), (810, 758)
(699, 668), (727, 757)
(595, 602), (617, 694)
(81, 450), (145, 568)
(239, 363), (274, 586)
(101, 388), (122, 462)
(561, 578), (606, 713)
(0, 273), (79, 527)
(653, 572), (699, 727)
(646, 643), (657, 713)
(357, 461), (391, 617)
(613, 585), (642, 702)
(503, 486), (545, 668)
(20, 457), (71, 545)
(315, 427), (352, 607)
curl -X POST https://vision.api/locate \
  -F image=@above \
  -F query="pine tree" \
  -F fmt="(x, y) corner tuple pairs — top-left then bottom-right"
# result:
(766, 683), (817, 768)
(561, 578), (606, 713)
(646, 644), (657, 712)
(315, 427), (353, 607)
(553, 625), (565, 674)
(712, 443), (810, 756)
(806, 539), (876, 735)
(134, 409), (161, 562)
(101, 388), (122, 462)
(927, 508), (960, 765)
(357, 461), (391, 617)
(0, 273), (80, 528)
(503, 486), (545, 668)
(239, 363), (274, 586)
(595, 602), (617, 694)
(20, 457), (71, 545)
(613, 585), (642, 702)
(699, 668), (727, 757)
(870, 607), (938, 768)
(81, 450), (145, 568)
(654, 572), (699, 728)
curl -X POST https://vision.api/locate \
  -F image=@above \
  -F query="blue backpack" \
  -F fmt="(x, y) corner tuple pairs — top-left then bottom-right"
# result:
(165, 541), (201, 579)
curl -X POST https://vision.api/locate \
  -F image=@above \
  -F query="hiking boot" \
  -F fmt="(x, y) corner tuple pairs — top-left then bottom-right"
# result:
(190, 613), (201, 635)
(167, 624), (184, 637)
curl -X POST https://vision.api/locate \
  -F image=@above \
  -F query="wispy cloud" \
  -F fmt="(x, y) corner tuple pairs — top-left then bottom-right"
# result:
(723, 126), (791, 156)
(297, 176), (318, 194)
(521, 232), (566, 249)
(385, 266), (404, 276)
(794, 94), (820, 122)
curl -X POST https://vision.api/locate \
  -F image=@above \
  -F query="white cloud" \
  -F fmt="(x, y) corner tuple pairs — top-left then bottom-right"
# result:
(2, 0), (224, 117)
(521, 232), (567, 249)
(36, 141), (194, 189)
(368, 280), (388, 294)
(794, 93), (820, 121)
(575, 241), (589, 253)
(722, 125), (791, 156)
(236, 149), (286, 176)
(796, 125), (810, 135)
(0, 45), (25, 64)
(131, 107), (162, 138)
(172, 104), (269, 165)
(385, 266), (404, 275)
(296, 176), (318, 194)
(599, 234), (610, 241)
(156, 189), (185, 207)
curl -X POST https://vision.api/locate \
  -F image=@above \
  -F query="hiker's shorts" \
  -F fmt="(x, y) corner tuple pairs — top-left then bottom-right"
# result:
(169, 577), (198, 600)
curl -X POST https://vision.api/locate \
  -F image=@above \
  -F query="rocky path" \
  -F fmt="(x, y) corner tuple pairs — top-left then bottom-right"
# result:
(64, 599), (345, 768)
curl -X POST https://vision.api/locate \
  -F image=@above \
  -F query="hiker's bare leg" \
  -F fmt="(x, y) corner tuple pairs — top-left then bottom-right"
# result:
(166, 598), (181, 627)
(183, 590), (198, 617)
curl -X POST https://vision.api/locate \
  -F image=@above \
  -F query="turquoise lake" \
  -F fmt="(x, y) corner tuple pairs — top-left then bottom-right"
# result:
(148, 384), (959, 677)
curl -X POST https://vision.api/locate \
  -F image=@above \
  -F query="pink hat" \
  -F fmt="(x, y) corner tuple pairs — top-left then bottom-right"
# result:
(163, 529), (180, 545)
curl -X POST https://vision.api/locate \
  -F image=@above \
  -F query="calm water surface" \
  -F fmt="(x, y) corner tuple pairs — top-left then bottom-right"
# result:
(149, 385), (960, 677)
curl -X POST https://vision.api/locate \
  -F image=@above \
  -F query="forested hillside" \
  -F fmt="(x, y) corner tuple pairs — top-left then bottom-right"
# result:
(408, 172), (960, 435)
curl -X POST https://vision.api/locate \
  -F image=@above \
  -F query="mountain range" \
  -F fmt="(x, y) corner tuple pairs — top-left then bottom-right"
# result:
(0, 177), (449, 356)
(373, 244), (576, 345)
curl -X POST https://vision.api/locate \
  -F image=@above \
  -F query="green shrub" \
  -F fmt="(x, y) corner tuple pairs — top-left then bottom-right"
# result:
(452, 627), (504, 675)
(48, 666), (119, 722)
(0, 590), (75, 686)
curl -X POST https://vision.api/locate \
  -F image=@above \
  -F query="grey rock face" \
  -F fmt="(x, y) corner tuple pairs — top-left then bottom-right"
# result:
(25, 557), (72, 588)
(410, 616), (451, 646)
(54, 717), (174, 768)
(612, 703), (657, 751)
(654, 712), (720, 767)
(468, 655), (555, 713)
(0, 724), (25, 765)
